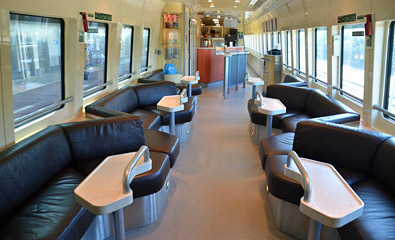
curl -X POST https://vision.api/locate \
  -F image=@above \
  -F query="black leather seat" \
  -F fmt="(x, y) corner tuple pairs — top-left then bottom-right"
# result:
(85, 82), (195, 129)
(259, 132), (294, 169)
(138, 69), (202, 96)
(0, 116), (178, 239)
(144, 129), (180, 167)
(263, 121), (395, 239)
(248, 85), (360, 132)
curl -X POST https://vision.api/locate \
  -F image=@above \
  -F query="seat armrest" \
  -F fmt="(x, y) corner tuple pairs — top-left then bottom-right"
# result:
(312, 113), (360, 124)
(85, 105), (130, 118)
(274, 81), (308, 87)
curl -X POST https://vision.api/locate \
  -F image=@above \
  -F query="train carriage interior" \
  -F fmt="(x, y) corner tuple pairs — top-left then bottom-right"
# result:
(0, 0), (395, 239)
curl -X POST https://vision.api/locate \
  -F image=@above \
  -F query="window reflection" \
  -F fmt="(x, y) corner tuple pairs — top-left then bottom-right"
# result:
(10, 14), (64, 121)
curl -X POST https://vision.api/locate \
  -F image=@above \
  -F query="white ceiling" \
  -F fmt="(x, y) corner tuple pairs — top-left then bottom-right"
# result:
(197, 0), (251, 10)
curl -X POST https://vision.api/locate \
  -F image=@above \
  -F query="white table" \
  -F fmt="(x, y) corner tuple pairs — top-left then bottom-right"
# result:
(246, 77), (264, 99)
(284, 151), (364, 240)
(257, 97), (286, 137)
(157, 95), (185, 135)
(181, 76), (199, 97)
(75, 146), (152, 240)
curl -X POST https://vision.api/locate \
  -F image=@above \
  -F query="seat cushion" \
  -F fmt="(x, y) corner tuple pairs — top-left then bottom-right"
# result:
(0, 168), (94, 240)
(72, 151), (170, 199)
(338, 179), (395, 240)
(130, 109), (162, 130)
(133, 81), (178, 107)
(144, 129), (180, 167)
(259, 133), (295, 170)
(141, 98), (195, 125)
(281, 114), (311, 132)
(176, 83), (202, 96)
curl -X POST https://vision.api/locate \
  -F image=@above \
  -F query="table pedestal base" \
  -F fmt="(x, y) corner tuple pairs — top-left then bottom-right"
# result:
(113, 209), (125, 240)
(308, 219), (322, 240)
(252, 85), (257, 99)
(266, 115), (273, 137)
(160, 122), (191, 143)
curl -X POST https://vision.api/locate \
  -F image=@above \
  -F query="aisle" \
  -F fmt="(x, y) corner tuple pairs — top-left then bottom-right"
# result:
(129, 84), (295, 240)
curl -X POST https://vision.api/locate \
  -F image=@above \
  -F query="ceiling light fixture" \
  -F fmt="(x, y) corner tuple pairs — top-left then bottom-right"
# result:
(206, 14), (210, 17)
(233, 5), (238, 8)
(208, 0), (213, 2)
(235, 0), (240, 2)
(217, 15), (221, 18)
(210, 4), (215, 7)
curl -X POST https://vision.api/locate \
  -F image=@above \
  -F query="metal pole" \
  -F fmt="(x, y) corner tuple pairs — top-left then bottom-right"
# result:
(113, 209), (125, 240)
(252, 85), (257, 99)
(188, 84), (192, 97)
(223, 56), (230, 99)
(266, 115), (273, 137)
(308, 219), (322, 240)
(170, 112), (175, 135)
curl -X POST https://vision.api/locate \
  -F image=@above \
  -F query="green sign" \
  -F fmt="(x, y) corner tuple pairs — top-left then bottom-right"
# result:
(338, 13), (356, 23)
(87, 13), (94, 18)
(88, 28), (98, 33)
(352, 31), (364, 36)
(357, 15), (365, 20)
(95, 12), (112, 21)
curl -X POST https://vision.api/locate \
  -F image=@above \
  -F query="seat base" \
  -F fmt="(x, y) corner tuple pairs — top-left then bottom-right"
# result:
(194, 96), (198, 112)
(82, 173), (170, 239)
(266, 187), (341, 240)
(160, 122), (192, 143)
(250, 122), (282, 145)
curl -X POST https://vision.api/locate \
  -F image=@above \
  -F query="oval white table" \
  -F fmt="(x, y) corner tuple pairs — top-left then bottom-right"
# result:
(257, 96), (286, 137)
(157, 92), (186, 135)
(181, 75), (200, 97)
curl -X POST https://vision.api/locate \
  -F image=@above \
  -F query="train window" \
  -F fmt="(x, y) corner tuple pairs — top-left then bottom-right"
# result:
(10, 14), (64, 126)
(271, 33), (274, 50)
(340, 24), (365, 101)
(313, 27), (328, 83)
(384, 22), (395, 120)
(277, 32), (281, 46)
(119, 25), (134, 81)
(84, 22), (108, 96)
(141, 28), (150, 71)
(285, 30), (291, 68)
(265, 34), (269, 53)
(296, 29), (306, 75)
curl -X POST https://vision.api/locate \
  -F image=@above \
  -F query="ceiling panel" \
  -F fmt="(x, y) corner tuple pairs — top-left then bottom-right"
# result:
(197, 0), (251, 10)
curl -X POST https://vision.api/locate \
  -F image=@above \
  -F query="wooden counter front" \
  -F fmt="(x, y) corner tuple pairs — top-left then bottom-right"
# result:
(197, 48), (224, 84)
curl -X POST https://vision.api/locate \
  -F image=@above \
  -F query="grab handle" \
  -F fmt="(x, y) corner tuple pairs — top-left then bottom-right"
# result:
(256, 90), (264, 108)
(286, 151), (312, 202)
(123, 145), (150, 194)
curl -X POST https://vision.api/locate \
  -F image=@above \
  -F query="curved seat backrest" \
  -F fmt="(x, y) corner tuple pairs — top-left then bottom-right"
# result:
(133, 81), (178, 107)
(139, 69), (164, 83)
(266, 85), (310, 112)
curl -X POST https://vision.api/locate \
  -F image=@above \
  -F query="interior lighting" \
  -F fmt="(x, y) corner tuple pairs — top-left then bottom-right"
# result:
(233, 5), (238, 8)
(208, 0), (213, 2)
(217, 15), (221, 18)
(235, 0), (240, 2)
(210, 4), (215, 7)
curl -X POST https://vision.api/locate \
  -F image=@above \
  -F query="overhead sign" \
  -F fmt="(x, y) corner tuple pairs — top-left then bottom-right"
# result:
(352, 31), (364, 36)
(338, 13), (356, 23)
(95, 12), (112, 21)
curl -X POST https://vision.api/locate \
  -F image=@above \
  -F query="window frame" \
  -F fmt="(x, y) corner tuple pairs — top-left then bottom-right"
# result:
(10, 13), (66, 127)
(312, 27), (328, 84)
(296, 29), (305, 75)
(83, 21), (109, 97)
(339, 24), (365, 103)
(284, 30), (291, 69)
(141, 27), (150, 71)
(383, 21), (395, 120)
(119, 25), (134, 82)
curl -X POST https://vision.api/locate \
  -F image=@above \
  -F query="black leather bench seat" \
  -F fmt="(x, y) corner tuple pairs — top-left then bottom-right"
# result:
(144, 129), (180, 167)
(176, 83), (202, 96)
(130, 109), (162, 130)
(259, 132), (294, 169)
(0, 168), (94, 240)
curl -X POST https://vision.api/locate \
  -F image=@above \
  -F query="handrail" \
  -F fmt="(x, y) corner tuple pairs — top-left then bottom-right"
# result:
(373, 104), (395, 119)
(15, 96), (73, 127)
(123, 145), (150, 194)
(140, 65), (152, 72)
(332, 86), (363, 103)
(119, 71), (138, 81)
(83, 81), (113, 97)
(286, 151), (312, 202)
(256, 90), (264, 108)
(180, 88), (187, 104)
